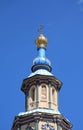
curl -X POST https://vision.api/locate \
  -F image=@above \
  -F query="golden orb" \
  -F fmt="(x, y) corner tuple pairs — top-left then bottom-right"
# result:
(35, 34), (48, 48)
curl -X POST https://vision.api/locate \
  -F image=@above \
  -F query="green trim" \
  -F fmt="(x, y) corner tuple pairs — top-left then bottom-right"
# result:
(26, 128), (29, 130)
(17, 125), (21, 130)
(57, 90), (59, 109)
(57, 124), (61, 130)
(25, 94), (27, 111)
(36, 82), (39, 108)
(25, 91), (28, 111)
(36, 120), (38, 130)
(49, 83), (51, 109)
(17, 128), (21, 130)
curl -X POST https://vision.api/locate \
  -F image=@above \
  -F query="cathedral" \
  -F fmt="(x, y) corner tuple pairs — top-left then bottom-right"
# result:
(11, 30), (72, 130)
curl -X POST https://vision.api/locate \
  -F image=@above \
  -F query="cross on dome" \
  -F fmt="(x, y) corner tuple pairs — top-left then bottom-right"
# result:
(38, 25), (44, 34)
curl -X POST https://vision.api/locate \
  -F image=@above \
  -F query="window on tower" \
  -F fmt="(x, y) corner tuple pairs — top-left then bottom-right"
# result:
(52, 87), (55, 104)
(31, 87), (35, 102)
(41, 84), (47, 99)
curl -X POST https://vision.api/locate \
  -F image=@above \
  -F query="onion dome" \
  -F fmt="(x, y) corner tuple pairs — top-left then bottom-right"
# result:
(31, 33), (52, 73)
(33, 56), (51, 66)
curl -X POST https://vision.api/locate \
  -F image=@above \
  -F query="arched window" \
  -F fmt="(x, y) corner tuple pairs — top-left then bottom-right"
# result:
(52, 88), (55, 103)
(41, 85), (46, 99)
(31, 87), (35, 101)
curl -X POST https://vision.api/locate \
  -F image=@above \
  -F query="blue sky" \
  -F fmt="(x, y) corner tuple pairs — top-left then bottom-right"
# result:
(0, 0), (83, 130)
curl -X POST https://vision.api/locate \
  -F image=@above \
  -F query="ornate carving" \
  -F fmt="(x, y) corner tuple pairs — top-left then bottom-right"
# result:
(41, 123), (55, 130)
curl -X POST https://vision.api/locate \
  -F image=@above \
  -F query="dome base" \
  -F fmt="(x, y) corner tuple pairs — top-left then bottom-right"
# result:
(31, 64), (52, 72)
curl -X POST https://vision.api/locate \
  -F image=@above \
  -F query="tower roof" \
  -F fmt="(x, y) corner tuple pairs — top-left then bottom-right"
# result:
(28, 69), (53, 77)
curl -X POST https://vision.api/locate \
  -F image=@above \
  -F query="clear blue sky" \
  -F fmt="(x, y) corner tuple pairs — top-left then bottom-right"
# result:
(0, 0), (83, 130)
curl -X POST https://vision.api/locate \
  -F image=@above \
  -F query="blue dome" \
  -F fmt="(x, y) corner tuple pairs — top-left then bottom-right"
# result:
(33, 56), (51, 66)
(32, 34), (52, 72)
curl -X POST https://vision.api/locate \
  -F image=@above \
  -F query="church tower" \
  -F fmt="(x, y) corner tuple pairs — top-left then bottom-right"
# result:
(11, 30), (72, 130)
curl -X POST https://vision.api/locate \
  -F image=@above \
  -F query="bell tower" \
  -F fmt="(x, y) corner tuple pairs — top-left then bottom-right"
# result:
(11, 31), (72, 130)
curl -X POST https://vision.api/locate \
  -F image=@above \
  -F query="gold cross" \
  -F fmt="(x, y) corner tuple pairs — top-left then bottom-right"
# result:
(38, 25), (44, 34)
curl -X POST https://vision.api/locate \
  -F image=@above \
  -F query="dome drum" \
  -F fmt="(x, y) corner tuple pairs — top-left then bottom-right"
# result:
(31, 64), (52, 72)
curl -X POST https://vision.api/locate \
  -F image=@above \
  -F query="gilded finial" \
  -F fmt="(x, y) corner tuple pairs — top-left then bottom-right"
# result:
(35, 25), (48, 48)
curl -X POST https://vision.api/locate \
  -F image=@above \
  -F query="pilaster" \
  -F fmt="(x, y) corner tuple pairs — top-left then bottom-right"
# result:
(57, 124), (61, 130)
(36, 81), (39, 108)
(36, 120), (39, 130)
(48, 82), (51, 109)
(25, 91), (28, 111)
(17, 124), (21, 130)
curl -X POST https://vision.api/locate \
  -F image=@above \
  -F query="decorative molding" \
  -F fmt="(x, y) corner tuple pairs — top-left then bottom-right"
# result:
(11, 112), (72, 130)
(41, 123), (55, 130)
(21, 74), (62, 93)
